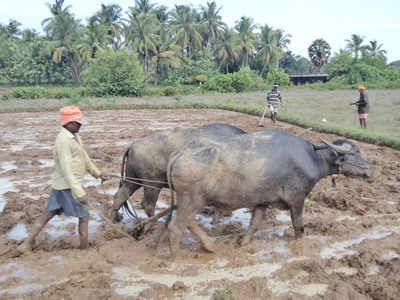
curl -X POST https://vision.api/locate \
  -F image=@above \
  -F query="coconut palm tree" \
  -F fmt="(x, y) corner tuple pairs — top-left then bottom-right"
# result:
(345, 34), (366, 59)
(364, 40), (387, 60)
(47, 13), (88, 84)
(256, 25), (280, 76)
(308, 38), (331, 72)
(274, 28), (291, 64)
(126, 9), (159, 76)
(42, 0), (72, 30)
(234, 16), (257, 68)
(82, 16), (108, 59)
(199, 1), (226, 47)
(131, 0), (157, 16)
(169, 5), (203, 58)
(95, 4), (123, 49)
(214, 28), (239, 73)
(152, 29), (181, 83)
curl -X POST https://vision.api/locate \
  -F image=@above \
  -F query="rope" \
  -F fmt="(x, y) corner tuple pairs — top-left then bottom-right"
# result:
(108, 174), (168, 185)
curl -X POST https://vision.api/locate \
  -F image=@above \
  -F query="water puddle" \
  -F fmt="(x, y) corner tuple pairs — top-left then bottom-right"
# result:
(327, 267), (357, 276)
(10, 145), (24, 152)
(0, 161), (17, 172)
(112, 257), (326, 298)
(320, 226), (400, 259)
(0, 263), (35, 282)
(5, 283), (45, 296)
(382, 250), (399, 260)
(367, 265), (380, 275)
(223, 208), (251, 229)
(195, 214), (214, 230)
(0, 177), (19, 212)
(275, 212), (291, 223)
(7, 224), (28, 241)
(258, 240), (292, 261)
(99, 187), (118, 196)
(39, 159), (54, 168)
(83, 175), (101, 188)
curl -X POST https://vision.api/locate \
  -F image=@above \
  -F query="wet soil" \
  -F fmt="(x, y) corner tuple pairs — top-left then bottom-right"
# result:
(0, 109), (399, 299)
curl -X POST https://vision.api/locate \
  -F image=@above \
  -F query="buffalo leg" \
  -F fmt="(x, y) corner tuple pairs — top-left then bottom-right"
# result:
(142, 186), (161, 217)
(188, 222), (215, 252)
(241, 206), (266, 246)
(289, 200), (305, 238)
(168, 192), (205, 257)
(111, 182), (140, 222)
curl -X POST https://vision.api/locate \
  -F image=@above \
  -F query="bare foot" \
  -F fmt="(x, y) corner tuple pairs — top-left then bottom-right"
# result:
(16, 241), (33, 255)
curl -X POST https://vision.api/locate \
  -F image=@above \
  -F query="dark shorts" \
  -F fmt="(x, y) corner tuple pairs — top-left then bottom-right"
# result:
(45, 189), (89, 218)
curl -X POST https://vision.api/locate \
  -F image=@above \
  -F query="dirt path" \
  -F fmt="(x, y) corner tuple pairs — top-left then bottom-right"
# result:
(0, 109), (399, 299)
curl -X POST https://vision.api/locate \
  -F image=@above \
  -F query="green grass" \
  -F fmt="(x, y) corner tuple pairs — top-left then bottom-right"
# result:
(1, 88), (399, 149)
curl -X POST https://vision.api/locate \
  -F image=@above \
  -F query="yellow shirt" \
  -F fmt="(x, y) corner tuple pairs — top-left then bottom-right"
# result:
(51, 127), (101, 199)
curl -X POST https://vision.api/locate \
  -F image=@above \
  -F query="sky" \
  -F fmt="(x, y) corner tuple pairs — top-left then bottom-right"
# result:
(1, 0), (399, 63)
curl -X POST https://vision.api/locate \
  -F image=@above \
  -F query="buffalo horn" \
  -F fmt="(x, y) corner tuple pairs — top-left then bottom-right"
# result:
(320, 138), (352, 153)
(313, 144), (328, 151)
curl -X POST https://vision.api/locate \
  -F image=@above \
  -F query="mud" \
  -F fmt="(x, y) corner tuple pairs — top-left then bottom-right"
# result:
(0, 109), (399, 299)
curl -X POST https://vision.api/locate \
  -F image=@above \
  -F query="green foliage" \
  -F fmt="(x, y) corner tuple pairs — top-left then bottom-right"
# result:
(231, 67), (254, 92)
(213, 287), (230, 300)
(325, 52), (400, 89)
(163, 54), (218, 86)
(161, 85), (182, 96)
(12, 86), (48, 99)
(203, 73), (234, 92)
(265, 69), (291, 86)
(83, 49), (146, 96)
(1, 92), (11, 101)
(203, 67), (264, 93)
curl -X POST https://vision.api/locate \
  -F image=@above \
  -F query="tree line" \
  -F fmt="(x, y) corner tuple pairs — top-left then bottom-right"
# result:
(0, 0), (399, 90)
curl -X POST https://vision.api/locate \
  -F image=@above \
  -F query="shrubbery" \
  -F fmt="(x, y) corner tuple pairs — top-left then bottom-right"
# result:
(83, 49), (146, 97)
(324, 54), (400, 89)
(265, 69), (291, 86)
(203, 67), (265, 93)
(12, 86), (48, 99)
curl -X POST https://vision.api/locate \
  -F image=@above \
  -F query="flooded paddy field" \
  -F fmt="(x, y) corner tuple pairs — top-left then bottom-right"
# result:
(0, 109), (399, 299)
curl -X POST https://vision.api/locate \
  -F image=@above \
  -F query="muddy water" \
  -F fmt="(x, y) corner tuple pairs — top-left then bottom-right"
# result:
(0, 109), (399, 299)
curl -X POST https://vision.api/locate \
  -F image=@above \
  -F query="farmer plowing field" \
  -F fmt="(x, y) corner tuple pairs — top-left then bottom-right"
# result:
(17, 105), (110, 254)
(259, 83), (284, 126)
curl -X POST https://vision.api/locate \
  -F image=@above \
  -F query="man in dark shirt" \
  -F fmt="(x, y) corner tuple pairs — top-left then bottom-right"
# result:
(350, 84), (370, 128)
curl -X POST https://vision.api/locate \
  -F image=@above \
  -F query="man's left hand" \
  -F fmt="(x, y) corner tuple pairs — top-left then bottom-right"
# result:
(100, 173), (111, 183)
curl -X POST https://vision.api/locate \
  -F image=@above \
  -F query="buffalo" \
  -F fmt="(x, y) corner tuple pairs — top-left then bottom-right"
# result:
(166, 129), (373, 256)
(111, 123), (246, 222)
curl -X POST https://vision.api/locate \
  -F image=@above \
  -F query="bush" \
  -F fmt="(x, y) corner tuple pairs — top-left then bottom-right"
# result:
(83, 48), (146, 97)
(161, 86), (182, 96)
(232, 67), (254, 92)
(12, 86), (48, 99)
(203, 74), (234, 93)
(265, 69), (291, 86)
(48, 88), (75, 99)
(1, 92), (11, 101)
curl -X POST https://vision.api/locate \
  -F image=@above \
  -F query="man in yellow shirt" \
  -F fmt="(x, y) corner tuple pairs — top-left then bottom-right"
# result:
(18, 106), (109, 253)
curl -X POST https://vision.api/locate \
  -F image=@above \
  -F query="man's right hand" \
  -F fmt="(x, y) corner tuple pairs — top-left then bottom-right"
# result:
(77, 195), (89, 205)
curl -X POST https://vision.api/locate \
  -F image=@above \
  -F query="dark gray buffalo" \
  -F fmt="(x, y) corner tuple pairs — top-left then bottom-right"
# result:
(111, 123), (246, 222)
(166, 129), (373, 255)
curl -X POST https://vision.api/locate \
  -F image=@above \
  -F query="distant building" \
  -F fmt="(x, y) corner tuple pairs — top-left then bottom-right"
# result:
(289, 74), (329, 85)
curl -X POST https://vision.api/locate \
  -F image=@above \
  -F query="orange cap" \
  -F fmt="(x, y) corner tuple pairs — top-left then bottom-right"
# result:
(60, 105), (82, 126)
(358, 84), (366, 90)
